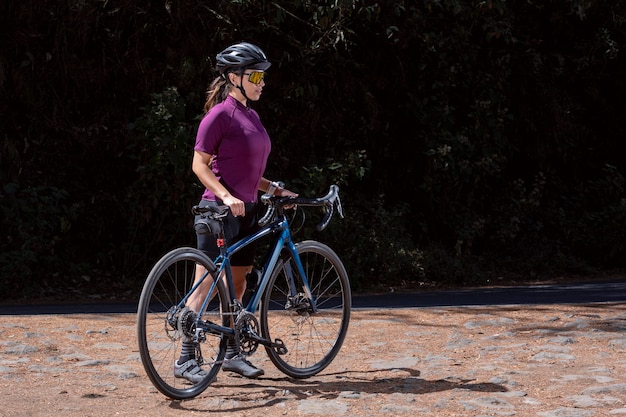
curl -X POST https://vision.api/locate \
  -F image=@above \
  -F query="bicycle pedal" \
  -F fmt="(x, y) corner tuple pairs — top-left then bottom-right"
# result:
(272, 338), (288, 355)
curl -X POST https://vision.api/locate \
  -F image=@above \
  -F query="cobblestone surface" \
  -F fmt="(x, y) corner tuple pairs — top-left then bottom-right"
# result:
(1, 303), (626, 416)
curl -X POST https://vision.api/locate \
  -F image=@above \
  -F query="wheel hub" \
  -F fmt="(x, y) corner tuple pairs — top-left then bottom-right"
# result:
(165, 306), (197, 342)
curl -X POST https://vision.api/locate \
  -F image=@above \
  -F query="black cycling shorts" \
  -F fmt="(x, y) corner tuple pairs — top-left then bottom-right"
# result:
(195, 200), (259, 266)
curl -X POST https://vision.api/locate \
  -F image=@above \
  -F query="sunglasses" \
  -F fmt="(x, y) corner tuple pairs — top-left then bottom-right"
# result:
(243, 71), (265, 85)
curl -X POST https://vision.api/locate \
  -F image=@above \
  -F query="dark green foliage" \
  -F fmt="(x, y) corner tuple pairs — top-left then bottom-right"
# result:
(0, 183), (80, 298)
(2, 0), (626, 300)
(122, 86), (200, 277)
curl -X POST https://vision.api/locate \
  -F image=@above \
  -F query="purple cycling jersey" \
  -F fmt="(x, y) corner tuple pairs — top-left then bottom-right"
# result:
(195, 95), (271, 202)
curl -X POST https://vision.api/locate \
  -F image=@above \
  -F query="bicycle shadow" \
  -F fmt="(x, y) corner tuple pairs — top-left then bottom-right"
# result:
(169, 367), (507, 413)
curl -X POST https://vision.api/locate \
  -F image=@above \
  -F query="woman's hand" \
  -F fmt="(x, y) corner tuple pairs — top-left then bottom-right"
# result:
(222, 195), (245, 217)
(277, 188), (298, 198)
(277, 187), (298, 209)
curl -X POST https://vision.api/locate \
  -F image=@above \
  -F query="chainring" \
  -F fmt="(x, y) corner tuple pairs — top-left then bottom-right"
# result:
(235, 311), (260, 356)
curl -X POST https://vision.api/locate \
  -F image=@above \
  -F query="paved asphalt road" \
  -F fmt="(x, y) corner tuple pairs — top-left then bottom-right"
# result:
(0, 279), (624, 315)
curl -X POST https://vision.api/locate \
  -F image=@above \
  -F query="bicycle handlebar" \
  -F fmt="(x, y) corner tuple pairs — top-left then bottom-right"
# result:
(192, 185), (343, 232)
(259, 184), (343, 231)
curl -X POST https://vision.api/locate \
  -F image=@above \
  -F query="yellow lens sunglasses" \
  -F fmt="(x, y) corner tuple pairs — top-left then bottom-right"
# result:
(244, 71), (265, 85)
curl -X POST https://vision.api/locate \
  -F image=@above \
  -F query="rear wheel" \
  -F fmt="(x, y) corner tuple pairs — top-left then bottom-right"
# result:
(260, 240), (351, 378)
(136, 247), (229, 399)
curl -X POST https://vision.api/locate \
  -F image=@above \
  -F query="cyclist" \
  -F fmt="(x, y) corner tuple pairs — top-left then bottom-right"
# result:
(174, 42), (298, 383)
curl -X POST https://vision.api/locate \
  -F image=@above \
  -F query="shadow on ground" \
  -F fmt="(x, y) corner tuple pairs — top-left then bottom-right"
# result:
(168, 367), (506, 413)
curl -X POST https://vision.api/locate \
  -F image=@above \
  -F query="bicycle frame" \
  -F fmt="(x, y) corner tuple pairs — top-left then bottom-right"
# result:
(136, 184), (349, 398)
(182, 212), (316, 340)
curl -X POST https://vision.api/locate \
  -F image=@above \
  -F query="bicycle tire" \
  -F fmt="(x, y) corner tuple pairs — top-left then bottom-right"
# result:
(260, 240), (351, 378)
(136, 247), (229, 400)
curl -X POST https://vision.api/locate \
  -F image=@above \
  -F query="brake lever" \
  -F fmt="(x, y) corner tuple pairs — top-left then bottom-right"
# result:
(316, 202), (334, 231)
(258, 203), (274, 226)
(335, 193), (344, 219)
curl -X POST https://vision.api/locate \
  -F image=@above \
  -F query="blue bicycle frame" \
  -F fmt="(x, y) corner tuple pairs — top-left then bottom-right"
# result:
(187, 213), (317, 328)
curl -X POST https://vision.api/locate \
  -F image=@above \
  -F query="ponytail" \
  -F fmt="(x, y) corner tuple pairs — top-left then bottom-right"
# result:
(203, 76), (231, 113)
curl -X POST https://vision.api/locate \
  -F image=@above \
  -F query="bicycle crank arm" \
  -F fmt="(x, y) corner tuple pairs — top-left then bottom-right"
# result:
(244, 333), (288, 355)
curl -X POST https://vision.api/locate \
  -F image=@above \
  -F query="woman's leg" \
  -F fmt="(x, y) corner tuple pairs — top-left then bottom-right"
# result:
(186, 264), (214, 313)
(222, 264), (264, 378)
(174, 261), (212, 383)
(231, 265), (252, 299)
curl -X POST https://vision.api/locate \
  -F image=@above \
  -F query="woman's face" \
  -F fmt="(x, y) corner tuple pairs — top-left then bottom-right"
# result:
(232, 70), (266, 101)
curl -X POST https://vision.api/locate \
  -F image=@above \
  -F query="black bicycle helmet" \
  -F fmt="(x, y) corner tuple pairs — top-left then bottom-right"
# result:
(215, 42), (271, 75)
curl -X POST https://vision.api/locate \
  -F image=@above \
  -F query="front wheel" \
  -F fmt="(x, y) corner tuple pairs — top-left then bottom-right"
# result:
(260, 240), (351, 378)
(136, 247), (229, 400)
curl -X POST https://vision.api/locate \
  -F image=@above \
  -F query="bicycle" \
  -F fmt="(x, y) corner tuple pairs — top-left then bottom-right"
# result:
(136, 184), (351, 400)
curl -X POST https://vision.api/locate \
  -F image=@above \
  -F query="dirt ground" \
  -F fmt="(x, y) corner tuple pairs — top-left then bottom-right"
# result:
(1, 302), (626, 416)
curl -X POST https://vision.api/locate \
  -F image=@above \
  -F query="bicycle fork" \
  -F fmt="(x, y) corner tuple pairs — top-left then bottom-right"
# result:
(279, 247), (318, 315)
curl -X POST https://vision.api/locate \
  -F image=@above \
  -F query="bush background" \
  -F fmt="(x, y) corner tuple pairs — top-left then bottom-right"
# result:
(2, 0), (626, 301)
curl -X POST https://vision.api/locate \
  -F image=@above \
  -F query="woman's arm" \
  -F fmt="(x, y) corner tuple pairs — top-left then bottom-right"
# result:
(192, 150), (245, 216)
(259, 177), (298, 198)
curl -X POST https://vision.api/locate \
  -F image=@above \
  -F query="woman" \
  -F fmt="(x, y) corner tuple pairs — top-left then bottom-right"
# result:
(174, 42), (298, 383)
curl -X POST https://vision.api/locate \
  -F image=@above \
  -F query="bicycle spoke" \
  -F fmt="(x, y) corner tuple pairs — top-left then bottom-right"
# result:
(137, 248), (228, 400)
(261, 241), (350, 378)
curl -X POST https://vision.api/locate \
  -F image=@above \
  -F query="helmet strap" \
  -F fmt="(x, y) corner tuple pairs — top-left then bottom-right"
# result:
(235, 70), (250, 108)
(226, 70), (250, 109)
